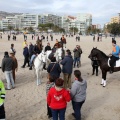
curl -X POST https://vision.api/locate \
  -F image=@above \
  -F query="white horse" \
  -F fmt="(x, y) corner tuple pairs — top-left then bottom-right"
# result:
(34, 51), (46, 85)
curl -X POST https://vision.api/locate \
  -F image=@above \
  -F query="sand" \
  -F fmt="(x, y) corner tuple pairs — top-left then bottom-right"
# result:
(0, 34), (120, 120)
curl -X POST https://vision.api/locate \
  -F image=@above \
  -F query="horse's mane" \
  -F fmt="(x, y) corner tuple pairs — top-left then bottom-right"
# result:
(95, 48), (108, 58)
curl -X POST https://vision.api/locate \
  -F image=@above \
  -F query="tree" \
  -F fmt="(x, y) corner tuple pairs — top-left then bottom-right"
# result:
(27, 27), (34, 32)
(86, 26), (92, 35)
(107, 23), (120, 36)
(69, 27), (78, 34)
(8, 25), (14, 33)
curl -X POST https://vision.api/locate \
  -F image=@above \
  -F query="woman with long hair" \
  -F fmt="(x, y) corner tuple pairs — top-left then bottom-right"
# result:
(70, 70), (87, 120)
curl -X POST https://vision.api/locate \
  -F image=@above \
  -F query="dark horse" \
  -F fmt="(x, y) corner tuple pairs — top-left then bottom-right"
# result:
(88, 48), (120, 87)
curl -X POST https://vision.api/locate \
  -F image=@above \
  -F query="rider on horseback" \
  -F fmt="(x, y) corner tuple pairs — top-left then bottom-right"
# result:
(109, 39), (120, 73)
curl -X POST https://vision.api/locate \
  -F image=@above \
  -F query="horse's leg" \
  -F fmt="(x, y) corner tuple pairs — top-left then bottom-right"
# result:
(36, 69), (41, 86)
(101, 70), (107, 87)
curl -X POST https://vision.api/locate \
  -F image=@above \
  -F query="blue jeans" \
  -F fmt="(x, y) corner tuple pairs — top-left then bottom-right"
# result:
(29, 54), (36, 66)
(5, 70), (15, 89)
(51, 108), (66, 120)
(72, 101), (85, 120)
(74, 57), (80, 66)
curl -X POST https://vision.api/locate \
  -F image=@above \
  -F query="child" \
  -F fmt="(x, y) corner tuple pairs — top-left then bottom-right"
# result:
(0, 80), (6, 120)
(46, 75), (55, 119)
(91, 57), (99, 76)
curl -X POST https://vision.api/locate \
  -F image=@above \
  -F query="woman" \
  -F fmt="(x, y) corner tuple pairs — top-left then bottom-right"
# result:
(47, 78), (71, 120)
(70, 70), (87, 120)
(47, 57), (61, 79)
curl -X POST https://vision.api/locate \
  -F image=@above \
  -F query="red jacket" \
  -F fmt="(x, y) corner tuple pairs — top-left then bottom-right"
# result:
(47, 87), (71, 109)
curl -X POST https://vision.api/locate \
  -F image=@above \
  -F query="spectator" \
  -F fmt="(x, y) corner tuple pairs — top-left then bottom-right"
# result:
(73, 45), (82, 68)
(22, 40), (27, 48)
(45, 42), (51, 52)
(1, 52), (15, 90)
(47, 78), (71, 120)
(9, 50), (18, 82)
(91, 56), (99, 76)
(21, 45), (29, 68)
(60, 49), (73, 88)
(10, 43), (16, 55)
(0, 80), (6, 119)
(46, 75), (55, 119)
(28, 42), (34, 59)
(70, 70), (87, 120)
(47, 57), (61, 79)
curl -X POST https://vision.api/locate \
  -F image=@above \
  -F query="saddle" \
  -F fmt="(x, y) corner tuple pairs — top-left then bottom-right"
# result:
(108, 58), (120, 67)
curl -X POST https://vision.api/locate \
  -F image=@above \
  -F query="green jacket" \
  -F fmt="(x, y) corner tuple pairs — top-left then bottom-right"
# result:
(0, 80), (6, 106)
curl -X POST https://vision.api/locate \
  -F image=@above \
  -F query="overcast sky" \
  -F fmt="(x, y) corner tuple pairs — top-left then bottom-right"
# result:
(0, 0), (120, 26)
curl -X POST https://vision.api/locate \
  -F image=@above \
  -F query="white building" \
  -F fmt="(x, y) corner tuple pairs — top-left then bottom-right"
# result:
(62, 13), (92, 34)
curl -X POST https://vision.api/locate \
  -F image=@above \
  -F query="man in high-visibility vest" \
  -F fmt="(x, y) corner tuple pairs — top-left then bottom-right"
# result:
(0, 80), (6, 120)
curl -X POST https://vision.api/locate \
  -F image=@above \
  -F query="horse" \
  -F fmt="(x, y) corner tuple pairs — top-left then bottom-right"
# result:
(34, 50), (46, 85)
(88, 48), (120, 87)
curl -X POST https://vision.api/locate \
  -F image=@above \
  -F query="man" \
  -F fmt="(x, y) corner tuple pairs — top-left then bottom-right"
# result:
(60, 35), (66, 48)
(9, 50), (18, 83)
(28, 42), (34, 59)
(1, 52), (15, 90)
(73, 45), (82, 68)
(21, 44), (29, 68)
(60, 49), (73, 89)
(110, 39), (119, 73)
(45, 42), (51, 52)
(0, 80), (6, 120)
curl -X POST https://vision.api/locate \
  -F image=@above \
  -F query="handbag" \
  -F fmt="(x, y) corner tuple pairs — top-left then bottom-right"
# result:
(47, 63), (56, 79)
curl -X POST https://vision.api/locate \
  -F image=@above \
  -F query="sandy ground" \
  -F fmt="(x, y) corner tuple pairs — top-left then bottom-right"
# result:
(0, 34), (120, 120)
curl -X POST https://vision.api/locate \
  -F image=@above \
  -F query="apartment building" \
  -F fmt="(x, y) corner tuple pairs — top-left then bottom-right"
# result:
(110, 16), (119, 24)
(0, 13), (62, 30)
(62, 13), (92, 34)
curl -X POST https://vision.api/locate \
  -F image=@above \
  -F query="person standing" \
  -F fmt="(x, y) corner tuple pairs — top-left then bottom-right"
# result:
(46, 75), (55, 119)
(10, 44), (16, 55)
(47, 78), (71, 120)
(93, 35), (95, 42)
(28, 42), (34, 59)
(47, 57), (61, 79)
(71, 70), (87, 120)
(73, 45), (82, 68)
(0, 80), (6, 119)
(21, 45), (29, 68)
(60, 49), (73, 89)
(91, 56), (99, 76)
(9, 50), (18, 83)
(1, 52), (15, 90)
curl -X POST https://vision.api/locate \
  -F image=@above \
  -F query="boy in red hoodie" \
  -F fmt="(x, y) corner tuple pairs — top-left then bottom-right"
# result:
(47, 78), (71, 120)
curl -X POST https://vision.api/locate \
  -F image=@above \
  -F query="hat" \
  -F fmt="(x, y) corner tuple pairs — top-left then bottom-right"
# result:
(112, 39), (116, 44)
(55, 78), (64, 87)
(4, 51), (8, 56)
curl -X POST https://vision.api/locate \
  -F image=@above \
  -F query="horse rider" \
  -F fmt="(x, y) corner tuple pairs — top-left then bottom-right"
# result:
(29, 40), (42, 70)
(45, 42), (51, 52)
(109, 39), (120, 73)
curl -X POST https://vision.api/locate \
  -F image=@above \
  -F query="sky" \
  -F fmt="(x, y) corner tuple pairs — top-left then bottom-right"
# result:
(0, 0), (120, 27)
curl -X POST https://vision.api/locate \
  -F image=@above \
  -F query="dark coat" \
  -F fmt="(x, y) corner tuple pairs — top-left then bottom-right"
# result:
(1, 55), (14, 72)
(47, 62), (61, 78)
(33, 45), (41, 54)
(29, 44), (34, 56)
(23, 47), (29, 56)
(45, 46), (51, 52)
(60, 55), (73, 74)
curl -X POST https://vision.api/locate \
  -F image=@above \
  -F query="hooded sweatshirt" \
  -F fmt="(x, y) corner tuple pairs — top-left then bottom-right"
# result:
(70, 79), (87, 102)
(47, 86), (71, 109)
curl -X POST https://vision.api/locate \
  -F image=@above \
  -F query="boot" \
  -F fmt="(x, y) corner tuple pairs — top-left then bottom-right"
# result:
(29, 66), (32, 70)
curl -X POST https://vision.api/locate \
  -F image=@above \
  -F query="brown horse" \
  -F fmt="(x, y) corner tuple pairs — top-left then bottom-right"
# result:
(88, 48), (120, 87)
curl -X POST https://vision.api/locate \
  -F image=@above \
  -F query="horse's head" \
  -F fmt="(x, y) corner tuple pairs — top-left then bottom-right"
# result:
(54, 48), (62, 61)
(88, 47), (98, 59)
(40, 50), (46, 63)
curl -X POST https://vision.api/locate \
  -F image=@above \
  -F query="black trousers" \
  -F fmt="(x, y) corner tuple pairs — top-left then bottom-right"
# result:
(23, 55), (29, 67)
(0, 104), (5, 119)
(47, 104), (52, 118)
(110, 56), (119, 67)
(92, 65), (98, 74)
